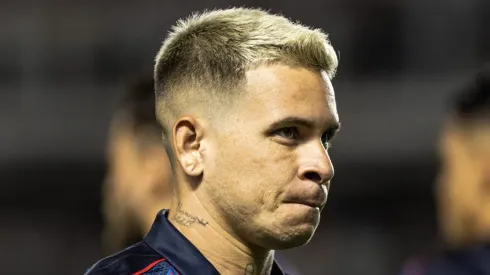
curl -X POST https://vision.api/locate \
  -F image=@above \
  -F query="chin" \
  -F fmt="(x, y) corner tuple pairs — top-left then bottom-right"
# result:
(250, 205), (321, 249)
(257, 214), (320, 250)
(264, 224), (318, 250)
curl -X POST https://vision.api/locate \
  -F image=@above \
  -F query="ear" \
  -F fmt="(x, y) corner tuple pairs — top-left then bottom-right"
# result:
(172, 116), (204, 177)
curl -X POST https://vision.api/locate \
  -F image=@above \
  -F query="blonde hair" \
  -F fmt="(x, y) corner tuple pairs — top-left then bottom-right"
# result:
(154, 7), (338, 134)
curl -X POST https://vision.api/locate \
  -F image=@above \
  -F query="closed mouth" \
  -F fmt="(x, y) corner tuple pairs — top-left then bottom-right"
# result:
(284, 200), (324, 209)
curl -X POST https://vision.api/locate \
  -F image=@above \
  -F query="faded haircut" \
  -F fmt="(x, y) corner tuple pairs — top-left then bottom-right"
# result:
(154, 7), (338, 139)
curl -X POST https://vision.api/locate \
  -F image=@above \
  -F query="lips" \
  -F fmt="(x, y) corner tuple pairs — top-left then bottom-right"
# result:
(283, 190), (327, 209)
(289, 199), (325, 208)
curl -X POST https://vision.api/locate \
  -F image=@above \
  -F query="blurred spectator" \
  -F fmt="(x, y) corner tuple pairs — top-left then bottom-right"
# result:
(101, 75), (173, 254)
(400, 67), (490, 275)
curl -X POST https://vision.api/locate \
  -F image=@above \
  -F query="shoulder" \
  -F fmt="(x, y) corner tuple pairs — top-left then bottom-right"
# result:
(85, 241), (174, 275)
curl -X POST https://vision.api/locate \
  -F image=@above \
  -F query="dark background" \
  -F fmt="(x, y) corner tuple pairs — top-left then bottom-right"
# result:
(2, 0), (489, 274)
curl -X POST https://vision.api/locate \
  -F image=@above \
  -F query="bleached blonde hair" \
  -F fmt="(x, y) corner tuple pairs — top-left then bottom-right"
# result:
(154, 7), (338, 135)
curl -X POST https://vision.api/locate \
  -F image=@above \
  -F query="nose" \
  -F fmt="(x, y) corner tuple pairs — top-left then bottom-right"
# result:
(298, 143), (334, 185)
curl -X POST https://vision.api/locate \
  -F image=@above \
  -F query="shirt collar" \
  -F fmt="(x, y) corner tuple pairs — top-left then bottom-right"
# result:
(144, 210), (287, 275)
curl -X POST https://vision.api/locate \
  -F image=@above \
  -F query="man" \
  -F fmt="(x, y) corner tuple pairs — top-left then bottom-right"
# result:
(87, 7), (340, 275)
(400, 68), (490, 275)
(102, 76), (173, 253)
(100, 75), (301, 274)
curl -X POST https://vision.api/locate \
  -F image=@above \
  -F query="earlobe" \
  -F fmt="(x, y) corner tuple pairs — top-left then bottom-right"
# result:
(183, 155), (202, 176)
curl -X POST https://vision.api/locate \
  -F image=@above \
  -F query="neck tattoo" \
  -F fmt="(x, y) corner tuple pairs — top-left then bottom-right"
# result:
(172, 203), (209, 227)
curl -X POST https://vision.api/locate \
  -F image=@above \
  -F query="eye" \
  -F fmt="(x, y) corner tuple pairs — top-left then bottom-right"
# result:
(275, 127), (299, 140)
(321, 131), (334, 149)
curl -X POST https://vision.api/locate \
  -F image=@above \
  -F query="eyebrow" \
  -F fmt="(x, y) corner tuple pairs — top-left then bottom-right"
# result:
(268, 116), (341, 139)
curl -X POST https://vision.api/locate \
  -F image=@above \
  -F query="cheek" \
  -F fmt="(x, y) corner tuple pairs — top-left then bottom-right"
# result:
(441, 163), (476, 220)
(443, 166), (464, 206)
(211, 135), (292, 184)
(216, 143), (270, 191)
(209, 137), (297, 205)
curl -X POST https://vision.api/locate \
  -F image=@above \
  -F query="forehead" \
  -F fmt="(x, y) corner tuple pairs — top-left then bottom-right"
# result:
(241, 65), (338, 125)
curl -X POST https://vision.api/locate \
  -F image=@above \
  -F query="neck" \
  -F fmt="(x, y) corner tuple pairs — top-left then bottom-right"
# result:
(448, 205), (490, 249)
(167, 192), (275, 275)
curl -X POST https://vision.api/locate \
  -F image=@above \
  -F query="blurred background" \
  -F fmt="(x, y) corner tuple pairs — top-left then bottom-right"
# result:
(2, 0), (489, 274)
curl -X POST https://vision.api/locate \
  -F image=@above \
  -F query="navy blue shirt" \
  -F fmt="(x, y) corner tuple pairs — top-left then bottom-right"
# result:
(400, 244), (490, 275)
(86, 210), (289, 275)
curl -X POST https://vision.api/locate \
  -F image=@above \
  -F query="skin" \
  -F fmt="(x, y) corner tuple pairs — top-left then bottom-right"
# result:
(102, 124), (173, 252)
(168, 64), (340, 275)
(436, 121), (490, 248)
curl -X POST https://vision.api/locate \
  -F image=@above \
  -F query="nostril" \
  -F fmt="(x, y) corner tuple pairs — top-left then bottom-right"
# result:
(304, 171), (322, 183)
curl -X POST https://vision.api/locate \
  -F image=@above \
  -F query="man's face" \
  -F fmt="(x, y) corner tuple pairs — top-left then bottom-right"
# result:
(202, 64), (339, 250)
(436, 123), (482, 246)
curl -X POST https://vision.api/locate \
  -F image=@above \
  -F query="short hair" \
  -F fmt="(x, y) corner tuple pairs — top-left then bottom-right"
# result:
(154, 7), (339, 136)
(110, 75), (161, 149)
(451, 66), (490, 125)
